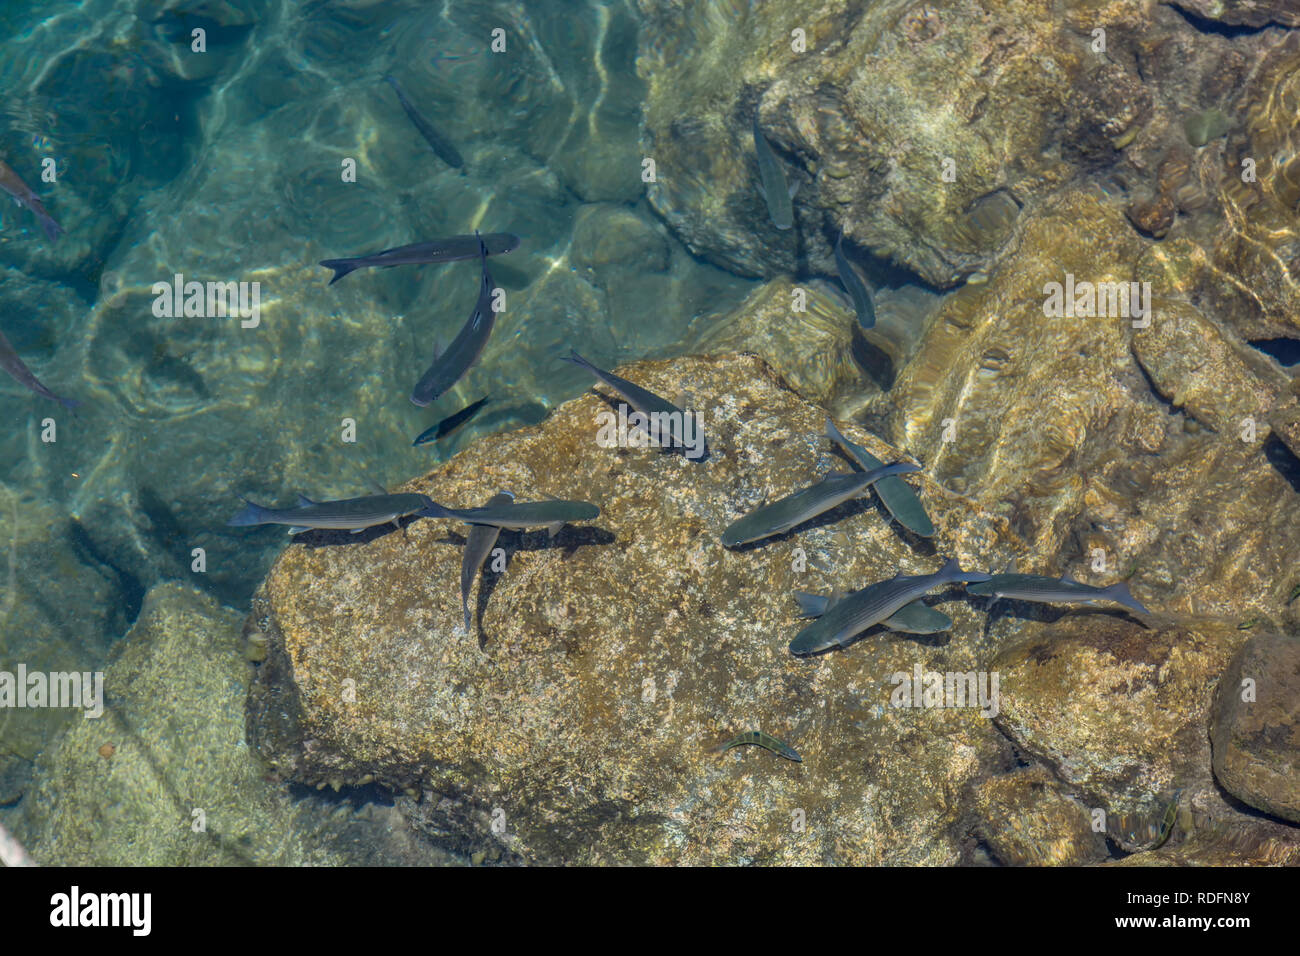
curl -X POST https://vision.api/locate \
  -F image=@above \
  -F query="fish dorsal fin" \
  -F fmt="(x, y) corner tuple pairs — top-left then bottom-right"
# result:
(1059, 573), (1081, 585)
(825, 586), (844, 610)
(788, 179), (801, 199)
(297, 494), (317, 507)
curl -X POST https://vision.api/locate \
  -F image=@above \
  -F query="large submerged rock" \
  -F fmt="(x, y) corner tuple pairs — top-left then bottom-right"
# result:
(247, 352), (1034, 864)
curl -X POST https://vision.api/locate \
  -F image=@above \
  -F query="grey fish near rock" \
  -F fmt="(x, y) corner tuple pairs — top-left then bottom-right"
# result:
(562, 348), (705, 459)
(752, 108), (797, 230)
(411, 235), (496, 407)
(710, 730), (801, 763)
(789, 558), (990, 655)
(825, 418), (934, 537)
(833, 231), (876, 330)
(227, 492), (433, 534)
(320, 233), (519, 285)
(0, 327), (78, 408)
(722, 463), (920, 548)
(0, 157), (62, 242)
(384, 74), (464, 168)
(419, 497), (599, 536)
(793, 591), (952, 634)
(413, 394), (491, 447)
(460, 491), (513, 634)
(966, 573), (1151, 616)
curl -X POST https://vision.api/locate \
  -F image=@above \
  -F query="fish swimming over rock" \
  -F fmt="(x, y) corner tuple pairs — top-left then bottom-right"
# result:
(413, 394), (490, 446)
(0, 157), (62, 242)
(227, 492), (433, 534)
(0, 327), (78, 408)
(790, 558), (990, 655)
(411, 235), (496, 407)
(793, 590), (952, 634)
(320, 233), (519, 285)
(460, 491), (513, 634)
(721, 463), (920, 548)
(966, 573), (1151, 616)
(419, 497), (599, 536)
(833, 231), (876, 330)
(825, 418), (933, 537)
(561, 348), (705, 459)
(709, 730), (801, 763)
(384, 74), (464, 168)
(752, 108), (798, 230)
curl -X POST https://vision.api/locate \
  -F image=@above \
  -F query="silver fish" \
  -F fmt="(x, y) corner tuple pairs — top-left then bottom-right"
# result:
(790, 558), (990, 655)
(833, 230), (876, 330)
(561, 348), (704, 458)
(320, 233), (519, 285)
(0, 327), (77, 408)
(384, 75), (464, 168)
(722, 463), (920, 548)
(420, 497), (599, 536)
(966, 573), (1151, 616)
(793, 591), (952, 634)
(411, 235), (496, 407)
(752, 108), (797, 230)
(227, 492), (432, 534)
(460, 491), (513, 634)
(826, 418), (934, 537)
(0, 157), (61, 242)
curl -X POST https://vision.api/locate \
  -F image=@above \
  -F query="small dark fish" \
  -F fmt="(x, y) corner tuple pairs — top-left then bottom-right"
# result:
(411, 235), (496, 407)
(1288, 582), (1300, 605)
(966, 573), (1151, 616)
(384, 74), (464, 168)
(834, 231), (876, 330)
(1148, 791), (1182, 850)
(319, 233), (520, 285)
(752, 108), (797, 230)
(793, 591), (952, 634)
(413, 395), (491, 446)
(0, 157), (62, 242)
(460, 491), (512, 633)
(561, 348), (704, 458)
(420, 497), (599, 535)
(227, 492), (432, 534)
(710, 730), (801, 763)
(790, 558), (990, 655)
(826, 418), (933, 537)
(0, 327), (77, 408)
(721, 463), (920, 548)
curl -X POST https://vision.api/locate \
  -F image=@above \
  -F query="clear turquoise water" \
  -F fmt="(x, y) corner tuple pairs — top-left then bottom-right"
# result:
(0, 0), (760, 860)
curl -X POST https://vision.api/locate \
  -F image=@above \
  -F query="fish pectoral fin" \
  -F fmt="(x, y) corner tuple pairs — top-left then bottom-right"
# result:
(755, 180), (767, 200)
(287, 526), (312, 535)
(349, 527), (368, 534)
(788, 179), (801, 199)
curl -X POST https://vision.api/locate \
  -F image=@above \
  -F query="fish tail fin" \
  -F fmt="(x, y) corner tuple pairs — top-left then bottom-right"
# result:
(417, 499), (453, 520)
(1105, 581), (1152, 616)
(319, 259), (359, 285)
(39, 212), (63, 243)
(227, 496), (271, 526)
(560, 348), (594, 371)
(940, 557), (991, 584)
